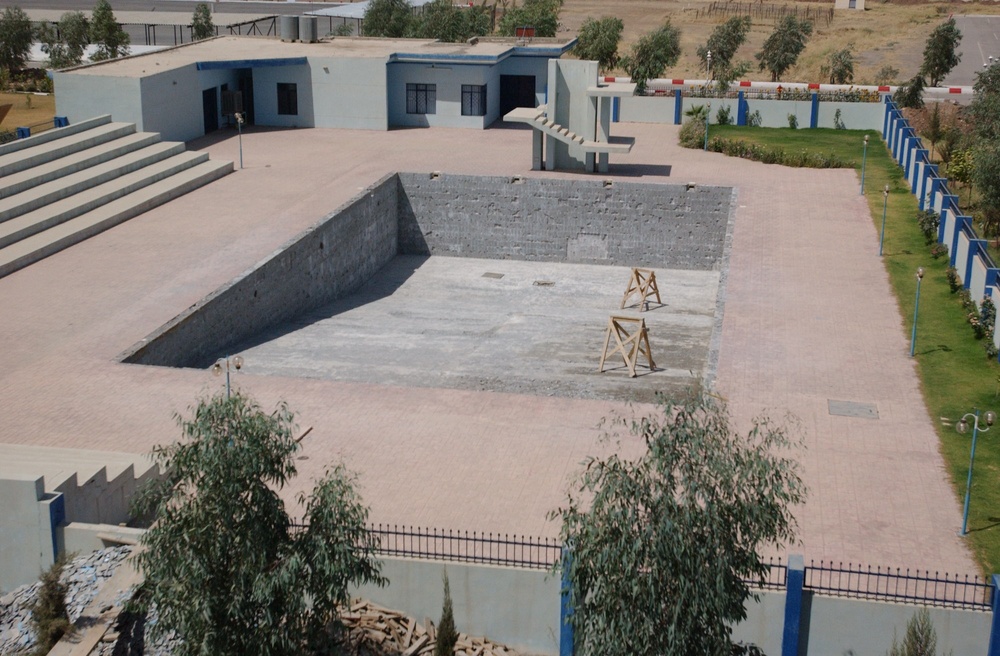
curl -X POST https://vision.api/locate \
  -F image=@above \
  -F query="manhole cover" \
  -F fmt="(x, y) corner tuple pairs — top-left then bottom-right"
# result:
(533, 280), (555, 287)
(828, 400), (879, 419)
(482, 272), (504, 279)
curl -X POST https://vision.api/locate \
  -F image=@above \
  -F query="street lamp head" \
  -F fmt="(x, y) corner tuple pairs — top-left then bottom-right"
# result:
(986, 410), (997, 426)
(883, 184), (889, 196)
(212, 361), (223, 377)
(958, 417), (969, 434)
(917, 267), (925, 280)
(864, 135), (869, 145)
(232, 355), (244, 370)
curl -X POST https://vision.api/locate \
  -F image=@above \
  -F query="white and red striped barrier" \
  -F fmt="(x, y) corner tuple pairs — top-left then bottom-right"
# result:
(601, 76), (974, 97)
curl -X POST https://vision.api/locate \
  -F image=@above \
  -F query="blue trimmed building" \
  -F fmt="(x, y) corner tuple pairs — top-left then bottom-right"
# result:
(53, 35), (576, 142)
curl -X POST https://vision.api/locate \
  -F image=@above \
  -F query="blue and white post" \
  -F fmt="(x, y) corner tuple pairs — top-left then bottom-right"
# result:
(909, 267), (925, 357)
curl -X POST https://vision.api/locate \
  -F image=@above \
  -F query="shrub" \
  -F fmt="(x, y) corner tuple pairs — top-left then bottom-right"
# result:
(977, 296), (997, 341)
(692, 136), (850, 169)
(916, 209), (940, 244)
(886, 608), (941, 656)
(930, 243), (948, 259)
(787, 113), (798, 129)
(30, 557), (72, 654)
(834, 108), (846, 130)
(434, 570), (459, 656)
(946, 266), (961, 292)
(679, 117), (706, 148)
(747, 110), (762, 127)
(716, 105), (732, 126)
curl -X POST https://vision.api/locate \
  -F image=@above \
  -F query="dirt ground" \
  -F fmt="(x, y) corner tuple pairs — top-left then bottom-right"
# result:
(0, 92), (56, 132)
(556, 0), (1000, 83)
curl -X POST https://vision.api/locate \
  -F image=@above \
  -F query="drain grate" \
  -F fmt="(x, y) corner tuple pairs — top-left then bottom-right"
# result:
(482, 272), (504, 279)
(533, 280), (555, 287)
(828, 400), (879, 419)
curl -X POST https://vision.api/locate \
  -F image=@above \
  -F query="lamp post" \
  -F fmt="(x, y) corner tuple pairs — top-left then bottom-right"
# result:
(212, 354), (244, 399)
(909, 267), (925, 357)
(879, 184), (889, 256)
(235, 112), (245, 170)
(704, 50), (712, 152)
(704, 103), (711, 152)
(860, 134), (869, 195)
(957, 409), (996, 536)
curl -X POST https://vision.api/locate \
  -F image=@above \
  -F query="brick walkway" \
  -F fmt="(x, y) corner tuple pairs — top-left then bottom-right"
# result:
(0, 121), (977, 574)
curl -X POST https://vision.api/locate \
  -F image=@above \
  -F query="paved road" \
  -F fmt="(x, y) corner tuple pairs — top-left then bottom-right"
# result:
(945, 15), (1000, 87)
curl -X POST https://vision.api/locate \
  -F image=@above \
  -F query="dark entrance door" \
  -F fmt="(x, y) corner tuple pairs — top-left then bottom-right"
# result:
(202, 87), (218, 134)
(238, 69), (255, 125)
(500, 75), (536, 118)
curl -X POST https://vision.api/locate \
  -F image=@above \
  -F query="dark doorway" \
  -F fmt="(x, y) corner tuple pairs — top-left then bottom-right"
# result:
(202, 87), (218, 134)
(500, 75), (536, 118)
(238, 68), (255, 125)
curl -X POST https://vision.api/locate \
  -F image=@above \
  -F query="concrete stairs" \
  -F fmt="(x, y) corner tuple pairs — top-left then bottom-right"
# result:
(503, 105), (634, 154)
(0, 443), (160, 526)
(0, 115), (233, 279)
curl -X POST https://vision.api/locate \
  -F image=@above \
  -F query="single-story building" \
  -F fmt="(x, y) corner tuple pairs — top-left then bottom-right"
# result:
(54, 34), (577, 142)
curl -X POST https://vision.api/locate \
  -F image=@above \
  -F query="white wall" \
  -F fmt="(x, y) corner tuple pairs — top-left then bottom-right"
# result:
(817, 101), (884, 130)
(0, 476), (58, 593)
(747, 98), (813, 129)
(619, 94), (677, 123)
(139, 64), (203, 142)
(54, 73), (143, 130)
(386, 62), (490, 129)
(253, 64), (316, 129)
(311, 57), (388, 130)
(352, 558), (561, 656)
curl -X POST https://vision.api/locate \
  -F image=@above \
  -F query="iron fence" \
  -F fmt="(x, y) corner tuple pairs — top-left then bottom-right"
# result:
(805, 561), (993, 610)
(695, 2), (834, 26)
(367, 524), (562, 570)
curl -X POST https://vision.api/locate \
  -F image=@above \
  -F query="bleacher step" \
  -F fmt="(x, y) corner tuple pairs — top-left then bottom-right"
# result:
(0, 159), (233, 278)
(0, 122), (136, 178)
(0, 132), (165, 202)
(0, 151), (210, 249)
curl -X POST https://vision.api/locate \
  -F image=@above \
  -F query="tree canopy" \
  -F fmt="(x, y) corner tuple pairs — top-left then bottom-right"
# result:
(90, 0), (130, 61)
(622, 20), (682, 94)
(920, 17), (962, 88)
(697, 16), (751, 74)
(0, 6), (34, 73)
(551, 393), (805, 656)
(409, 0), (491, 43)
(38, 12), (90, 70)
(131, 392), (386, 656)
(497, 0), (560, 38)
(755, 15), (813, 82)
(827, 47), (854, 84)
(573, 17), (624, 72)
(191, 3), (215, 41)
(362, 0), (413, 38)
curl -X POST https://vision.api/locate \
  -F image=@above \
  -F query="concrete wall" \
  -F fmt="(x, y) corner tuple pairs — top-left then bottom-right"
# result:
(397, 173), (734, 271)
(254, 63), (316, 129)
(546, 59), (598, 170)
(730, 590), (786, 656)
(140, 64), (204, 142)
(387, 62), (491, 129)
(619, 94), (678, 123)
(803, 595), (991, 655)
(817, 101), (885, 130)
(745, 97), (813, 129)
(54, 73), (144, 131)
(353, 558), (560, 656)
(60, 522), (144, 555)
(0, 476), (60, 593)
(311, 57), (389, 130)
(122, 173), (400, 367)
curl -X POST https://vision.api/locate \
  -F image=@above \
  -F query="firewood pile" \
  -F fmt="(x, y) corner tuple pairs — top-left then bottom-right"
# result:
(340, 599), (518, 656)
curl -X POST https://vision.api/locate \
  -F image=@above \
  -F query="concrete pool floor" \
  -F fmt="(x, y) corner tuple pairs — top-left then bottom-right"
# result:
(236, 256), (721, 403)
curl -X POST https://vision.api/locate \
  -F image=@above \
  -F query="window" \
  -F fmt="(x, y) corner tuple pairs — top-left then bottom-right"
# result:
(277, 83), (297, 116)
(406, 83), (436, 115)
(462, 85), (487, 117)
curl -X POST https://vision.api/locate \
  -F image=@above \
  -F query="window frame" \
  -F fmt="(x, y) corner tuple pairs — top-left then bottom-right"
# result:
(277, 82), (298, 116)
(461, 84), (487, 117)
(406, 83), (437, 115)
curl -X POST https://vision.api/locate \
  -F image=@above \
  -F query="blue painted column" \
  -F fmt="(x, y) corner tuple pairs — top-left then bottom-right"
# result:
(781, 554), (806, 656)
(809, 93), (818, 129)
(673, 89), (682, 125)
(612, 97), (620, 123)
(560, 547), (574, 656)
(737, 90), (747, 126)
(53, 116), (68, 128)
(882, 101), (892, 139)
(988, 575), (1000, 656)
(16, 127), (30, 139)
(782, 555), (805, 656)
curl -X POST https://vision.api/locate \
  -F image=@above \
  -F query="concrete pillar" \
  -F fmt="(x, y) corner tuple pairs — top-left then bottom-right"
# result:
(674, 89), (682, 125)
(782, 555), (805, 656)
(531, 129), (543, 171)
(809, 93), (819, 129)
(598, 153), (609, 174)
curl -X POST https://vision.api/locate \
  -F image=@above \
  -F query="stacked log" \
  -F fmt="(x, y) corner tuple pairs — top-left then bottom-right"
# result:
(340, 599), (517, 656)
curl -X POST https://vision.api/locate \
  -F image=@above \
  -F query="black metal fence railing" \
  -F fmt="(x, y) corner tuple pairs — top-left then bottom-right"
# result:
(805, 561), (993, 610)
(368, 524), (562, 570)
(17, 119), (55, 138)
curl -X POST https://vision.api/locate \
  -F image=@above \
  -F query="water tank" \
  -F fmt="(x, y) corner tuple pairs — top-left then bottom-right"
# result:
(280, 15), (299, 42)
(299, 16), (318, 43)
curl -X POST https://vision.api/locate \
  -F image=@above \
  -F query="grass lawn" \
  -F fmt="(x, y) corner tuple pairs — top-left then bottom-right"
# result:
(0, 92), (56, 134)
(710, 125), (1000, 576)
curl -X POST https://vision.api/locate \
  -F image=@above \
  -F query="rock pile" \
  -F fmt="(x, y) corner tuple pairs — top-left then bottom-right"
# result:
(0, 546), (132, 655)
